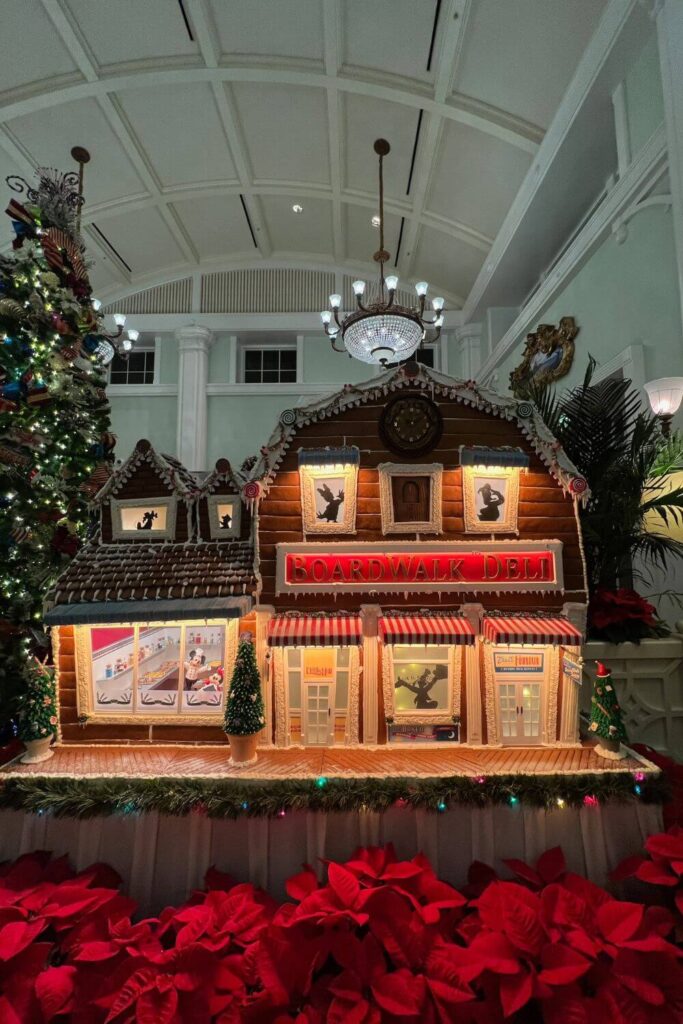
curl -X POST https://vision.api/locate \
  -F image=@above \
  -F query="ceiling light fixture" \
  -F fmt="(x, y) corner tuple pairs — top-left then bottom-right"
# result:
(292, 203), (304, 214)
(371, 214), (381, 227)
(321, 139), (444, 365)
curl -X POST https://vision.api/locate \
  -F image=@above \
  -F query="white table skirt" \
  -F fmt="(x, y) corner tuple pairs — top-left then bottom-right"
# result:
(0, 802), (663, 912)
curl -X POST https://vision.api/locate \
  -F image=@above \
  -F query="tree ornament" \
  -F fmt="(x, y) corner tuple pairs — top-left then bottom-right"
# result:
(589, 661), (628, 760)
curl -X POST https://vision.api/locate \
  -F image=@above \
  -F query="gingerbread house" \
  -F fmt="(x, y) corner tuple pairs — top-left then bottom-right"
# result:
(46, 364), (589, 751)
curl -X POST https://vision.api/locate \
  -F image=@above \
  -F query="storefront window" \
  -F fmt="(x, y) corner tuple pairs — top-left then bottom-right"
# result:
(392, 645), (450, 713)
(86, 622), (230, 717)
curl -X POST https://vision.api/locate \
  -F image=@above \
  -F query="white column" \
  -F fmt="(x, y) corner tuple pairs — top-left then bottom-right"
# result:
(454, 324), (483, 380)
(175, 325), (214, 472)
(657, 0), (683, 332)
(360, 604), (380, 744)
(611, 80), (631, 178)
(254, 605), (274, 746)
(461, 603), (484, 745)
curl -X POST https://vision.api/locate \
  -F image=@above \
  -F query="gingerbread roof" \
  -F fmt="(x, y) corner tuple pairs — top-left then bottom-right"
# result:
(247, 363), (590, 501)
(44, 539), (255, 608)
(93, 438), (199, 505)
(198, 457), (245, 496)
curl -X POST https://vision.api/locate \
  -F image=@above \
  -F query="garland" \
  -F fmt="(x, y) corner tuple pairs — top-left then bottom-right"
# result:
(0, 769), (668, 819)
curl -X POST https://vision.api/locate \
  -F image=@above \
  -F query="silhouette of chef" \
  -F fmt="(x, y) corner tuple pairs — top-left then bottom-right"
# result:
(395, 666), (446, 710)
(477, 482), (505, 522)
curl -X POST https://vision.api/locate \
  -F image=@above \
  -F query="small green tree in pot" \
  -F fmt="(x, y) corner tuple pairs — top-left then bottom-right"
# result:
(16, 658), (57, 763)
(223, 633), (265, 765)
(588, 661), (628, 760)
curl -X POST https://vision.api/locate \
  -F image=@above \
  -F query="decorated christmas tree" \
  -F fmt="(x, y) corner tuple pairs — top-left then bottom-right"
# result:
(589, 661), (628, 758)
(15, 657), (57, 747)
(224, 634), (265, 742)
(0, 165), (118, 714)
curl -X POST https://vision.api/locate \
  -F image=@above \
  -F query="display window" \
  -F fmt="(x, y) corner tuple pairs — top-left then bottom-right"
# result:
(382, 643), (462, 736)
(76, 620), (237, 723)
(110, 496), (177, 540)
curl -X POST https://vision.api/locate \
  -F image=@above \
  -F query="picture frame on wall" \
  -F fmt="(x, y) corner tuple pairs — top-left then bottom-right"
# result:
(462, 466), (520, 534)
(378, 462), (443, 534)
(299, 463), (358, 535)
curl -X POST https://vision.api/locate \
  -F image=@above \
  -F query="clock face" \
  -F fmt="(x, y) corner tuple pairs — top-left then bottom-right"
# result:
(379, 394), (443, 456)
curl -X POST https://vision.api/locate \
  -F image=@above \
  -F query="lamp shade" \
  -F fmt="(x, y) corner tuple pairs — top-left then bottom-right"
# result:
(644, 377), (683, 417)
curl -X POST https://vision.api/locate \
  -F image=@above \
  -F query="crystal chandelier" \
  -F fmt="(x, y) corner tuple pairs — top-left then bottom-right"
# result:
(320, 139), (444, 365)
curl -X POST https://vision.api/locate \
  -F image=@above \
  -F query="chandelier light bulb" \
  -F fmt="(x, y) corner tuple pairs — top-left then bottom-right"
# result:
(320, 310), (332, 324)
(385, 275), (399, 291)
(91, 298), (102, 311)
(415, 281), (429, 297)
(434, 314), (444, 328)
(113, 313), (126, 327)
(371, 215), (381, 227)
(432, 296), (445, 311)
(329, 294), (342, 309)
(121, 337), (133, 352)
(352, 280), (366, 296)
(127, 329), (140, 342)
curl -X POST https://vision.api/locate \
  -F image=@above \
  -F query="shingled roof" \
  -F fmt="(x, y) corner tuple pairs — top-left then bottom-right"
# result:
(45, 539), (255, 608)
(94, 438), (199, 504)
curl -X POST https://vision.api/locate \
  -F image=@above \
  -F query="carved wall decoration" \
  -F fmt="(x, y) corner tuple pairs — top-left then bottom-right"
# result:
(510, 317), (579, 397)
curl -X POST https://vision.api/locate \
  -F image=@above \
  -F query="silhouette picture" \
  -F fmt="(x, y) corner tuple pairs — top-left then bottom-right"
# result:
(477, 481), (505, 522)
(316, 480), (345, 523)
(136, 509), (158, 531)
(219, 511), (232, 529)
(394, 662), (449, 712)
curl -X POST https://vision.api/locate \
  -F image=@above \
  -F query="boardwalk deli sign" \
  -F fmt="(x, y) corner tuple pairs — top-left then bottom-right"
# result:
(275, 541), (565, 594)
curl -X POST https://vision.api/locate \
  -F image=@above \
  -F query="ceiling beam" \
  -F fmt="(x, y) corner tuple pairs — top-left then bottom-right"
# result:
(323, 0), (344, 263)
(39, 0), (99, 82)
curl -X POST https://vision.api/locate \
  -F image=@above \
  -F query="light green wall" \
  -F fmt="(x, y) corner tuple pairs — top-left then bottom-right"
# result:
(206, 394), (295, 468)
(625, 29), (664, 157)
(496, 207), (682, 395)
(302, 336), (369, 384)
(110, 395), (177, 460)
(208, 334), (232, 383)
(157, 336), (178, 385)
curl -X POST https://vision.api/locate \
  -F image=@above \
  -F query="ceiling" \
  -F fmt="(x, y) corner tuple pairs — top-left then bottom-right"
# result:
(0, 0), (608, 307)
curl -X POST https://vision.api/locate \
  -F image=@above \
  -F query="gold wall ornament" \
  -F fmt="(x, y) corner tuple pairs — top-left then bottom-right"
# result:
(510, 317), (579, 397)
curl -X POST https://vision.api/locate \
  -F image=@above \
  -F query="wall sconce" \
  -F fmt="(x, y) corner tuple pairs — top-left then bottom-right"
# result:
(645, 378), (683, 436)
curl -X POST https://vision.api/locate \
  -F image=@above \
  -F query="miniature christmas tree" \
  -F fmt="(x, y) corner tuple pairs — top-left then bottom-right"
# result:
(589, 661), (627, 759)
(223, 635), (265, 761)
(16, 657), (57, 762)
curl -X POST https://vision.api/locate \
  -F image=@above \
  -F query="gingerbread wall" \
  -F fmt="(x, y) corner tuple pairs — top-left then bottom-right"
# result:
(257, 392), (587, 611)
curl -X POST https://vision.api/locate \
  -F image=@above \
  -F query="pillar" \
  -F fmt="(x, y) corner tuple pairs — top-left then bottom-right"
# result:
(175, 324), (214, 472)
(360, 604), (380, 744)
(657, 0), (683, 333)
(454, 324), (483, 380)
(254, 605), (274, 746)
(461, 603), (483, 744)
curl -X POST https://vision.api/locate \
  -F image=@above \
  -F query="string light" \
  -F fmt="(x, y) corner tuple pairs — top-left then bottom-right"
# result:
(509, 795), (518, 806)
(556, 797), (565, 809)
(583, 795), (598, 808)
(316, 777), (327, 788)
(437, 800), (447, 812)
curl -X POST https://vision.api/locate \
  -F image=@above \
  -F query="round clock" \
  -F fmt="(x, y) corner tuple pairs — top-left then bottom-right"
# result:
(379, 393), (443, 456)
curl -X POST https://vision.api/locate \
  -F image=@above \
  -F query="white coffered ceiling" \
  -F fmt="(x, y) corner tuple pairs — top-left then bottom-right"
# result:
(0, 0), (608, 307)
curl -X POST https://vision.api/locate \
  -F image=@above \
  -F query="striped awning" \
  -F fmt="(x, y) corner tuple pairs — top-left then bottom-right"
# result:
(380, 614), (476, 646)
(482, 615), (582, 646)
(268, 615), (362, 647)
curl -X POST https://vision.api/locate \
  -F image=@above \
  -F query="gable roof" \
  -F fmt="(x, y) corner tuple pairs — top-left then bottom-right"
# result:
(248, 363), (589, 501)
(93, 438), (199, 505)
(198, 458), (245, 497)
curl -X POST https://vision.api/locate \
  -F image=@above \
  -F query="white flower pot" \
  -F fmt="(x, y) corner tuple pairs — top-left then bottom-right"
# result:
(20, 736), (54, 764)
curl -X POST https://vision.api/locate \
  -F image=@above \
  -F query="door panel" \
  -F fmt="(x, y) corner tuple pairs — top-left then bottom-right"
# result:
(304, 682), (332, 745)
(498, 681), (542, 744)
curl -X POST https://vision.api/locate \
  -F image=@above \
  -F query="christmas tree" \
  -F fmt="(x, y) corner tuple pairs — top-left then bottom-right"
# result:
(15, 657), (57, 744)
(589, 661), (627, 755)
(0, 166), (117, 713)
(223, 634), (266, 736)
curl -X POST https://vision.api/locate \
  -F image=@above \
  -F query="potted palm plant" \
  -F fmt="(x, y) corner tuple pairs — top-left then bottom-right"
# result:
(16, 657), (57, 763)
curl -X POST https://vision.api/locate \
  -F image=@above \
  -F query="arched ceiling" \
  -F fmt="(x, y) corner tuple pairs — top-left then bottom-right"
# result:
(0, 0), (607, 307)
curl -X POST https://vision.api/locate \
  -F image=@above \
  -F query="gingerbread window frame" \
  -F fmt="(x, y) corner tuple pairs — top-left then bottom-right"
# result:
(299, 463), (358, 536)
(378, 462), (443, 535)
(110, 495), (178, 541)
(206, 493), (242, 540)
(462, 466), (520, 535)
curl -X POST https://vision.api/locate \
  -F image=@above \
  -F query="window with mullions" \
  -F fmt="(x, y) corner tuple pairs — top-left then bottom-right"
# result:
(109, 350), (155, 385)
(242, 347), (297, 383)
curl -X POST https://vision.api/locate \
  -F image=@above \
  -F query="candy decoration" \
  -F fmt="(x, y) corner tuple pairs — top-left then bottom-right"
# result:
(242, 480), (262, 502)
(569, 476), (588, 496)
(280, 408), (297, 426)
(516, 401), (534, 419)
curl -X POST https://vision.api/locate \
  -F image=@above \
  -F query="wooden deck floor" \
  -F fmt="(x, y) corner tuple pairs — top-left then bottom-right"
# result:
(1, 741), (656, 780)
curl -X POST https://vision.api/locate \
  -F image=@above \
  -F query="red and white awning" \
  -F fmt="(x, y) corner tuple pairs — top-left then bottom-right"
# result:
(268, 615), (362, 647)
(380, 614), (476, 646)
(482, 615), (582, 646)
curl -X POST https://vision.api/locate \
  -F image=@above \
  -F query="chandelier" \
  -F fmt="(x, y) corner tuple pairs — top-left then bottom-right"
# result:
(320, 139), (444, 365)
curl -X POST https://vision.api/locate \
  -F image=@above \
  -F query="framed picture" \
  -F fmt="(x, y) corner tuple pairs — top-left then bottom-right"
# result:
(110, 496), (177, 541)
(509, 317), (578, 398)
(463, 466), (519, 534)
(378, 463), (442, 534)
(207, 494), (242, 539)
(299, 463), (358, 535)
(382, 644), (461, 726)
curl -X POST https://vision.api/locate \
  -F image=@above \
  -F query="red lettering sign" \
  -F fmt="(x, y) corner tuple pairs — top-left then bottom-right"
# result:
(282, 550), (557, 589)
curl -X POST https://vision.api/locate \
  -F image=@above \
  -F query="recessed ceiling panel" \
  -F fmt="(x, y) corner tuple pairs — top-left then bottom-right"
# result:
(117, 84), (237, 188)
(5, 98), (146, 209)
(63, 0), (198, 67)
(259, 195), (333, 255)
(0, 2), (78, 94)
(172, 195), (255, 259)
(208, 0), (323, 62)
(92, 207), (184, 276)
(232, 83), (329, 185)
(426, 120), (532, 239)
(343, 94), (419, 201)
(344, 201), (402, 269)
(341, 0), (437, 83)
(454, 0), (608, 129)
(412, 228), (485, 305)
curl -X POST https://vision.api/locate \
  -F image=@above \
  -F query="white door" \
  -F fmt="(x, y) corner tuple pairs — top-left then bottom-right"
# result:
(303, 681), (334, 745)
(498, 681), (542, 744)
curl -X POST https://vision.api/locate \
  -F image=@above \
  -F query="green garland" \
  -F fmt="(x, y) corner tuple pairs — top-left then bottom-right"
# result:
(0, 770), (668, 819)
